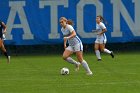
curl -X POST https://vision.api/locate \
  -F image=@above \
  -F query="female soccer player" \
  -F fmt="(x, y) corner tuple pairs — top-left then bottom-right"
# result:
(93, 15), (114, 61)
(0, 20), (10, 63)
(60, 17), (92, 75)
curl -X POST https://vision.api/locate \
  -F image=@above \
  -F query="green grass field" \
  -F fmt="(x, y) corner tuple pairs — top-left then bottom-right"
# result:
(0, 52), (140, 93)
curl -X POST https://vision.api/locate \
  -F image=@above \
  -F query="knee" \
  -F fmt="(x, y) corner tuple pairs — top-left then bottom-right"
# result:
(94, 48), (98, 51)
(2, 48), (6, 52)
(1, 46), (6, 51)
(62, 55), (68, 60)
(100, 48), (104, 52)
(78, 59), (83, 63)
(94, 46), (98, 50)
(77, 57), (83, 63)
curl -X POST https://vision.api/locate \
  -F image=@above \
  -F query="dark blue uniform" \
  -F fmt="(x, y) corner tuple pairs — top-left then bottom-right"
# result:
(0, 20), (10, 63)
(0, 21), (3, 39)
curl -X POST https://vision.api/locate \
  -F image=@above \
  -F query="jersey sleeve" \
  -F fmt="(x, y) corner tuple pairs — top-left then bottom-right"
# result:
(100, 23), (106, 29)
(67, 25), (74, 33)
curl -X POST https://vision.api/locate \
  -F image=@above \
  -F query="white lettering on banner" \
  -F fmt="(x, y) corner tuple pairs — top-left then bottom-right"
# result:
(111, 0), (140, 37)
(7, 1), (33, 40)
(132, 0), (140, 36)
(5, 0), (140, 41)
(77, 0), (103, 38)
(39, 0), (68, 39)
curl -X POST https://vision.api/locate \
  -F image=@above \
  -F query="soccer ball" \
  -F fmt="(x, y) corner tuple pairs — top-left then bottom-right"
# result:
(61, 67), (69, 75)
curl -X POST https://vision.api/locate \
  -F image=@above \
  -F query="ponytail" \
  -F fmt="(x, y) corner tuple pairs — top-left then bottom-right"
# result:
(67, 19), (74, 25)
(60, 17), (74, 25)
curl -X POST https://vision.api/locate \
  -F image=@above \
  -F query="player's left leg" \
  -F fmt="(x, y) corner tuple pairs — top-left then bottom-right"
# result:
(75, 43), (92, 75)
(76, 51), (92, 75)
(100, 44), (114, 58)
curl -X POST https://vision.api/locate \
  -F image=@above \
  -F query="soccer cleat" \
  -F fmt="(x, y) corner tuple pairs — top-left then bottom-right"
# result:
(7, 56), (10, 64)
(97, 59), (102, 61)
(86, 71), (93, 75)
(110, 51), (114, 58)
(75, 62), (80, 71)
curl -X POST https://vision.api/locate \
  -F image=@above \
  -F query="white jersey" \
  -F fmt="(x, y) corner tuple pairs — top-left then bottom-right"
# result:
(61, 24), (82, 46)
(95, 22), (107, 44)
(96, 22), (106, 39)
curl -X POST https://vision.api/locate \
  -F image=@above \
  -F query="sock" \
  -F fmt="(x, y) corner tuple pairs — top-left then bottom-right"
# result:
(81, 60), (91, 73)
(3, 52), (9, 58)
(95, 50), (101, 59)
(104, 48), (111, 54)
(65, 57), (79, 65)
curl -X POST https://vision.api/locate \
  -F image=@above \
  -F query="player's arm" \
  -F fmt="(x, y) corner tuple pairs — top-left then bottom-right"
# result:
(98, 28), (107, 35)
(1, 22), (7, 34)
(64, 30), (76, 39)
(63, 31), (76, 49)
(63, 25), (76, 40)
(63, 37), (67, 49)
(63, 30), (76, 49)
(98, 23), (107, 35)
(69, 30), (76, 38)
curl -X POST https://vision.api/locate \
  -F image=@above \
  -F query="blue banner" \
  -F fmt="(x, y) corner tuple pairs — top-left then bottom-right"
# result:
(0, 0), (140, 45)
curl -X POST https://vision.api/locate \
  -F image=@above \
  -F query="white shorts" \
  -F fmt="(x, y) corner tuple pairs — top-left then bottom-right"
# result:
(66, 43), (83, 52)
(95, 38), (107, 44)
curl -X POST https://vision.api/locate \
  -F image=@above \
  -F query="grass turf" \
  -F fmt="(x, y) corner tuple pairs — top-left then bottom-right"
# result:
(0, 52), (140, 93)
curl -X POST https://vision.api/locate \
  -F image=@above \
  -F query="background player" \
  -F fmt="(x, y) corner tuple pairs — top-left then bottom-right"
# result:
(0, 20), (10, 63)
(92, 15), (114, 61)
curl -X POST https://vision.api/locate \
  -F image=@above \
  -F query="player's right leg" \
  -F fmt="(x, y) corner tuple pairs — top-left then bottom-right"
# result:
(94, 42), (102, 61)
(62, 46), (80, 69)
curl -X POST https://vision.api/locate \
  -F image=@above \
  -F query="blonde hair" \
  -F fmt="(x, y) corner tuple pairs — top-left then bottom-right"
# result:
(60, 17), (74, 25)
